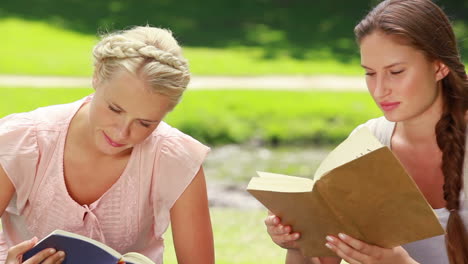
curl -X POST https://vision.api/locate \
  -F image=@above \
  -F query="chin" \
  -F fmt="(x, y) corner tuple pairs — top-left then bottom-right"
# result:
(382, 111), (405, 123)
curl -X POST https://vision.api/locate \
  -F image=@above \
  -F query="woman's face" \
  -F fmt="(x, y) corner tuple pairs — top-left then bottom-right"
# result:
(88, 70), (173, 156)
(360, 31), (447, 123)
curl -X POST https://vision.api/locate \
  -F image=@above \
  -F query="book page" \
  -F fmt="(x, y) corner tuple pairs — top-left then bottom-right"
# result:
(122, 252), (155, 264)
(247, 171), (314, 192)
(314, 127), (383, 180)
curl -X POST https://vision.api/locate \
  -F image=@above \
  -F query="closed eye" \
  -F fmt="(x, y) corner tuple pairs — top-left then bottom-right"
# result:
(365, 72), (376, 76)
(108, 105), (122, 113)
(139, 121), (151, 128)
(391, 70), (404, 75)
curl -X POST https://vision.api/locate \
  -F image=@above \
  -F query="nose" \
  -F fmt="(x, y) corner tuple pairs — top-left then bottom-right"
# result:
(371, 74), (390, 99)
(117, 119), (131, 139)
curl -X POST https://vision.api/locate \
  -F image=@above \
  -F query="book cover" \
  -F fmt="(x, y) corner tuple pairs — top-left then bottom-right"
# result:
(247, 127), (445, 257)
(22, 230), (154, 264)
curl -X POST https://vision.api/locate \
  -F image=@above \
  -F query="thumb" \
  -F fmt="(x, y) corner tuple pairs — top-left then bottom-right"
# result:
(9, 237), (38, 257)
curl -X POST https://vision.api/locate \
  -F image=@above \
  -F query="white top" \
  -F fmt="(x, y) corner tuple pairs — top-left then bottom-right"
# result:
(355, 117), (468, 264)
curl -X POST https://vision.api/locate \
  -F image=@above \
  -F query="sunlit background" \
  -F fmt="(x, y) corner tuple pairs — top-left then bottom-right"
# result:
(1, 0), (467, 263)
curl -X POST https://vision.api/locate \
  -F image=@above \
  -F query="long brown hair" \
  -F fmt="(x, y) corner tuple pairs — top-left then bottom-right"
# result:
(355, 0), (468, 263)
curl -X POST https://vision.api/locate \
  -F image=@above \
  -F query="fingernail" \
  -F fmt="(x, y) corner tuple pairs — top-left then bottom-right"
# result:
(58, 251), (65, 257)
(338, 233), (346, 239)
(30, 237), (38, 244)
(294, 233), (300, 239)
(49, 248), (56, 254)
(326, 236), (334, 242)
(325, 243), (333, 249)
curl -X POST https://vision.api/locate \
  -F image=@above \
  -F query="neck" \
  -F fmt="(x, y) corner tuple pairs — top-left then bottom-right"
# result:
(396, 93), (444, 145)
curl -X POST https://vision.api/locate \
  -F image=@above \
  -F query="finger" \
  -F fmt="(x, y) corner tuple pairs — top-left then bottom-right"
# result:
(272, 224), (290, 235)
(41, 251), (66, 264)
(7, 237), (38, 257)
(325, 242), (361, 264)
(337, 233), (376, 256)
(283, 232), (300, 241)
(272, 232), (301, 249)
(264, 215), (280, 226)
(325, 236), (369, 264)
(310, 257), (321, 264)
(272, 232), (300, 242)
(24, 248), (57, 264)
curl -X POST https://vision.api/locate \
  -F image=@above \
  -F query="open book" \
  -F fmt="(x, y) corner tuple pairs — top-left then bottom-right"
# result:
(247, 127), (445, 257)
(22, 229), (154, 264)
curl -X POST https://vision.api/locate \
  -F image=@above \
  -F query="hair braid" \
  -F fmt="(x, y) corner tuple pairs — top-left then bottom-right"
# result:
(355, 1), (468, 262)
(91, 26), (191, 108)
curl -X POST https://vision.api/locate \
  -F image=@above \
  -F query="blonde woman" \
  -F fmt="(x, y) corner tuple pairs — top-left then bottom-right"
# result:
(0, 26), (214, 264)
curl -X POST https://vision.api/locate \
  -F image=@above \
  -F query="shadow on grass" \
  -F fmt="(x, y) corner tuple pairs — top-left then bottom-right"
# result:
(1, 0), (467, 61)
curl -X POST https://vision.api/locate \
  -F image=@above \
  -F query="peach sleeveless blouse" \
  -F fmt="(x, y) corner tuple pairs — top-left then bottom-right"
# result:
(0, 96), (209, 264)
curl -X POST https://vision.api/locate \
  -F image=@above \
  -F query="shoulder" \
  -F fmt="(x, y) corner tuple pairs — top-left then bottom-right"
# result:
(148, 121), (210, 163)
(147, 122), (210, 213)
(351, 116), (395, 146)
(1, 97), (88, 132)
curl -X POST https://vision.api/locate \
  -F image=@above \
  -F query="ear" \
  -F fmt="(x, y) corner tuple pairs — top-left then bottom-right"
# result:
(434, 61), (450, 81)
(92, 75), (99, 90)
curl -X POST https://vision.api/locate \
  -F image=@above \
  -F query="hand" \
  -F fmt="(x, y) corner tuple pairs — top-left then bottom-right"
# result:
(324, 233), (418, 264)
(264, 211), (300, 249)
(6, 237), (65, 264)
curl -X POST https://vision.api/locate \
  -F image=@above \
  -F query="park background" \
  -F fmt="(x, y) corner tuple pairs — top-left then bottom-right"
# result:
(0, 0), (467, 263)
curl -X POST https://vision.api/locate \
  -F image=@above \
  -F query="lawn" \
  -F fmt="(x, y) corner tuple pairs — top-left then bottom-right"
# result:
(0, 87), (381, 146)
(163, 208), (286, 264)
(1, 0), (466, 76)
(163, 208), (349, 264)
(0, 18), (362, 77)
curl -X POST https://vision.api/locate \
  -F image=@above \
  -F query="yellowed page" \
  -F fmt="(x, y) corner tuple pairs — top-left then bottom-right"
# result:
(248, 171), (314, 192)
(314, 127), (383, 180)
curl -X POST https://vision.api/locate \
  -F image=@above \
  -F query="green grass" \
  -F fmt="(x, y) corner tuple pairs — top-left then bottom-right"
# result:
(0, 87), (381, 146)
(163, 208), (285, 264)
(3, 16), (467, 76)
(163, 208), (349, 264)
(1, 18), (96, 76)
(1, 0), (467, 77)
(0, 18), (363, 76)
(164, 209), (349, 264)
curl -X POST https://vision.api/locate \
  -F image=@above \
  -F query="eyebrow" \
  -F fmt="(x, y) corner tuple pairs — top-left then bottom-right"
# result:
(361, 62), (405, 70)
(111, 102), (161, 123)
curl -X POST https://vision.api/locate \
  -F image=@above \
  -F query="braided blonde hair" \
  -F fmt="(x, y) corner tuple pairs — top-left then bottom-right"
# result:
(92, 26), (190, 108)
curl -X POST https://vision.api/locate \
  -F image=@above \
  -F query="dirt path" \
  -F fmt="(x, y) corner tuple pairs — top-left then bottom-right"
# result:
(0, 74), (367, 91)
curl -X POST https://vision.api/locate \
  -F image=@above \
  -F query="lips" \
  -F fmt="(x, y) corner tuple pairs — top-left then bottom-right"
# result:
(380, 102), (400, 112)
(103, 132), (126, 148)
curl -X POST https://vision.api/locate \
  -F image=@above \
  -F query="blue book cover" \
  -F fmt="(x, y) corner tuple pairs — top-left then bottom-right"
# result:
(22, 230), (154, 264)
